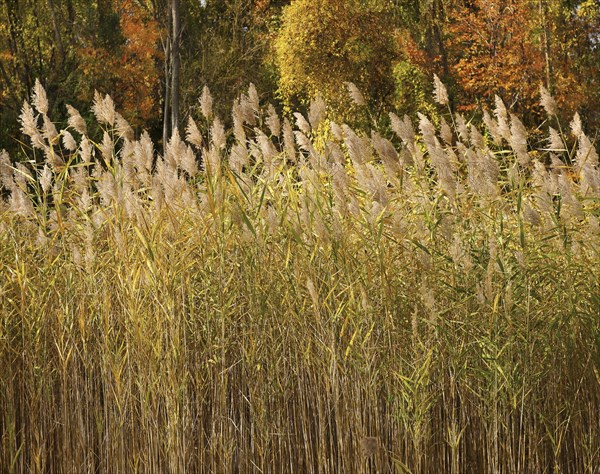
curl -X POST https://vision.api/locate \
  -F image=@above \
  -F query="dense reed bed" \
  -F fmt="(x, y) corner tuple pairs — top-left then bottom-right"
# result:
(0, 81), (599, 473)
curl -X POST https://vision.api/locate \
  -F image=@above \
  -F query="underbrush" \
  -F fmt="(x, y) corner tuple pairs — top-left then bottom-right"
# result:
(0, 80), (599, 472)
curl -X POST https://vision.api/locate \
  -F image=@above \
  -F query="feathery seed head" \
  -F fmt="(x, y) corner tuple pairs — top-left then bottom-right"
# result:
(32, 79), (49, 115)
(71, 166), (88, 195)
(389, 113), (415, 146)
(206, 145), (221, 174)
(42, 115), (59, 143)
(283, 118), (296, 161)
(550, 154), (565, 173)
(440, 117), (453, 145)
(531, 162), (555, 215)
(345, 82), (366, 107)
(66, 104), (87, 134)
(308, 94), (326, 130)
(539, 84), (557, 116)
(238, 95), (257, 126)
(121, 136), (136, 182)
(232, 100), (246, 143)
(494, 95), (511, 140)
(449, 235), (473, 272)
(510, 114), (530, 166)
(186, 116), (203, 148)
(248, 83), (260, 114)
(327, 142), (345, 167)
(430, 146), (456, 198)
(181, 146), (199, 177)
(100, 131), (114, 164)
(62, 131), (77, 151)
(19, 101), (37, 137)
(330, 122), (344, 142)
(80, 136), (93, 164)
(20, 101), (45, 150)
(455, 114), (469, 142)
(589, 215), (600, 236)
(200, 85), (213, 120)
(418, 113), (437, 149)
(211, 117), (226, 150)
(558, 173), (584, 220)
(0, 150), (13, 189)
(92, 92), (116, 126)
(15, 163), (33, 190)
(294, 131), (314, 155)
(39, 164), (52, 194)
(548, 127), (564, 151)
(294, 112), (311, 135)
(256, 129), (278, 177)
(9, 187), (34, 217)
(371, 132), (400, 175)
(433, 74), (449, 106)
(342, 124), (370, 166)
(483, 109), (502, 144)
(229, 143), (249, 174)
(44, 146), (64, 168)
(470, 126), (485, 149)
(580, 163), (600, 197)
(115, 113), (134, 141)
(523, 198), (542, 226)
(139, 131), (154, 173)
(266, 104), (281, 138)
(165, 127), (186, 170)
(575, 133), (600, 172)
(96, 168), (117, 206)
(570, 112), (583, 138)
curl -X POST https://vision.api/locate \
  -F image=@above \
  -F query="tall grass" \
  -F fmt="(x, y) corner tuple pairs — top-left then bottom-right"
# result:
(0, 80), (599, 473)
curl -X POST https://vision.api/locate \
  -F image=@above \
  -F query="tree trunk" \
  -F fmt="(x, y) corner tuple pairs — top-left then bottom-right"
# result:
(170, 0), (181, 133)
(432, 0), (449, 78)
(540, 0), (554, 93)
(0, 58), (21, 110)
(66, 0), (75, 36)
(163, 35), (171, 148)
(4, 0), (32, 89)
(47, 0), (65, 64)
(162, 0), (180, 147)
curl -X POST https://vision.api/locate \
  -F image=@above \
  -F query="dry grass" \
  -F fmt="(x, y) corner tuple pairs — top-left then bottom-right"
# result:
(0, 81), (599, 473)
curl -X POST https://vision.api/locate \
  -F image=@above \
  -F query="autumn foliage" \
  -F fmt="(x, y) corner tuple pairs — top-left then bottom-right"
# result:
(78, 0), (162, 125)
(1, 0), (599, 152)
(274, 0), (397, 115)
(446, 0), (544, 115)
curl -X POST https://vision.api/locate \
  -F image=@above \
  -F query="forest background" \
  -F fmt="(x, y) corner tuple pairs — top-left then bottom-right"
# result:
(1, 0), (599, 155)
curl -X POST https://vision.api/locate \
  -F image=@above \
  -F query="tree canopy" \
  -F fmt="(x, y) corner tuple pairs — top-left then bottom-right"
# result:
(274, 0), (397, 117)
(1, 0), (599, 154)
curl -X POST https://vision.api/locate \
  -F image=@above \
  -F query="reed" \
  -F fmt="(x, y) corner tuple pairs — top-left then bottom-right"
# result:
(0, 80), (598, 473)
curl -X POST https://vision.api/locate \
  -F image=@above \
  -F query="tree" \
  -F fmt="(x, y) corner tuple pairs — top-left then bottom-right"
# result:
(445, 0), (545, 117)
(442, 0), (600, 128)
(77, 0), (162, 127)
(398, 0), (450, 76)
(162, 0), (182, 145)
(542, 0), (600, 127)
(0, 0), (163, 153)
(274, 0), (397, 118)
(0, 0), (72, 151)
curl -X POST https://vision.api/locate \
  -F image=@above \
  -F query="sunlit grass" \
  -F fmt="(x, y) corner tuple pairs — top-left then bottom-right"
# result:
(0, 80), (598, 472)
